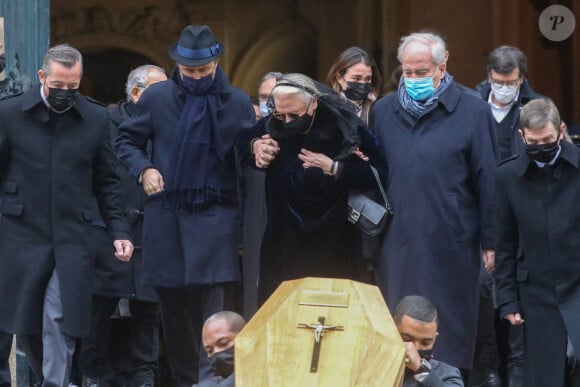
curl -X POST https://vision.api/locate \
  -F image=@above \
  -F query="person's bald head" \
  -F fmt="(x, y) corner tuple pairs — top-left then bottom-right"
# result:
(202, 311), (246, 357)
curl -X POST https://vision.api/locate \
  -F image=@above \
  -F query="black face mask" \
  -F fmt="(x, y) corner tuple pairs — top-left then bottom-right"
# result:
(209, 346), (235, 378)
(46, 86), (78, 113)
(417, 349), (433, 360)
(344, 82), (372, 101)
(267, 113), (314, 140)
(181, 72), (215, 95)
(525, 139), (560, 163)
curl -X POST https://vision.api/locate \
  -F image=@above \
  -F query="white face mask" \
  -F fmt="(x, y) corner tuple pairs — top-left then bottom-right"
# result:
(491, 83), (519, 104)
(259, 101), (272, 117)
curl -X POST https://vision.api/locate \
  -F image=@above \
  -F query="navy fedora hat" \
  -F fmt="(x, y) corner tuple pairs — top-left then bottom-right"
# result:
(168, 25), (225, 67)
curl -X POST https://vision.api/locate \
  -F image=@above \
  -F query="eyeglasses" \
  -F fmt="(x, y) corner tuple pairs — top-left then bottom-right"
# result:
(272, 96), (313, 121)
(489, 78), (522, 87)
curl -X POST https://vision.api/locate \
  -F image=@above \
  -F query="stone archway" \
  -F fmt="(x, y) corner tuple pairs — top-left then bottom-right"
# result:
(230, 19), (317, 96)
(54, 33), (175, 105)
(80, 48), (156, 105)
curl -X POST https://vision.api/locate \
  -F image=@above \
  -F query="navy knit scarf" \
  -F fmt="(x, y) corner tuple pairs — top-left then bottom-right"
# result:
(398, 72), (453, 119)
(162, 66), (227, 211)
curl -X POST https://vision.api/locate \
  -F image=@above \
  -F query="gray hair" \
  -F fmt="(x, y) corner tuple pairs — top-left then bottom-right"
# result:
(125, 64), (166, 100)
(397, 32), (447, 66)
(487, 45), (527, 77)
(203, 311), (246, 334)
(270, 73), (319, 104)
(42, 44), (83, 75)
(394, 295), (438, 325)
(520, 98), (561, 133)
(259, 71), (283, 88)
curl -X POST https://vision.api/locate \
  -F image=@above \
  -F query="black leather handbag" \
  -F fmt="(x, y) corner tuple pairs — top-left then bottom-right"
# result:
(347, 165), (393, 236)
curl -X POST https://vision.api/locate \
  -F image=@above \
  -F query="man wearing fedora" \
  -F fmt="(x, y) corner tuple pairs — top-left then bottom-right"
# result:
(116, 25), (255, 386)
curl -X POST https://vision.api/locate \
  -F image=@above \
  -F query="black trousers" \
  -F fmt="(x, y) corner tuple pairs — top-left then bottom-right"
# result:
(0, 331), (11, 387)
(473, 265), (499, 371)
(155, 283), (235, 387)
(79, 295), (160, 387)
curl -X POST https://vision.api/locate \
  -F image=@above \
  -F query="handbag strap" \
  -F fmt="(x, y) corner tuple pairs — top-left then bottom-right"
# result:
(369, 165), (394, 214)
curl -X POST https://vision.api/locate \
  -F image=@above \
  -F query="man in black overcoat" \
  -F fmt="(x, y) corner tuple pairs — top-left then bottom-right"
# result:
(0, 44), (133, 385)
(80, 64), (167, 387)
(495, 98), (580, 386)
(473, 45), (544, 387)
(115, 25), (255, 386)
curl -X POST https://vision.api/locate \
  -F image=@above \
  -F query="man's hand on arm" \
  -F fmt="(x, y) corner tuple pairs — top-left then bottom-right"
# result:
(142, 168), (164, 195)
(114, 240), (134, 262)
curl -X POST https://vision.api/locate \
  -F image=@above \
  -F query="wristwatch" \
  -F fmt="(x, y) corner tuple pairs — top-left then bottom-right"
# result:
(413, 358), (433, 383)
(417, 358), (432, 373)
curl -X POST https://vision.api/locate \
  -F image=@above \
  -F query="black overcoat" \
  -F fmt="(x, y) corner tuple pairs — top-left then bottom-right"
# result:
(0, 86), (131, 337)
(115, 68), (255, 287)
(370, 82), (498, 369)
(90, 100), (157, 302)
(495, 141), (580, 386)
(238, 100), (387, 302)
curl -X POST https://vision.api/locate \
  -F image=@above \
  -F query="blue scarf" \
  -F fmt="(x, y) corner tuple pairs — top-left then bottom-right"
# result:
(398, 72), (454, 119)
(162, 66), (228, 211)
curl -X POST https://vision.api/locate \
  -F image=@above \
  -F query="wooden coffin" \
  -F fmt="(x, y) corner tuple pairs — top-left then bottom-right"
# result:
(235, 277), (406, 386)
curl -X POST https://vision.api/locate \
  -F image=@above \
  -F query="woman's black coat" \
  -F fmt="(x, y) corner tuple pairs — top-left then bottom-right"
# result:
(237, 95), (387, 302)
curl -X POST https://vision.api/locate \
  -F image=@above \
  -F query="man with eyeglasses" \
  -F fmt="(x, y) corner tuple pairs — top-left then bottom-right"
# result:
(476, 46), (544, 162)
(473, 45), (544, 387)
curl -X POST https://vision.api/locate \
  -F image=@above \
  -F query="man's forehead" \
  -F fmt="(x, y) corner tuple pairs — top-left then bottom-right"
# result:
(402, 42), (432, 58)
(43, 62), (82, 85)
(203, 318), (231, 339)
(180, 61), (215, 71)
(46, 61), (81, 74)
(524, 123), (558, 135)
(398, 315), (437, 333)
(490, 69), (520, 79)
(259, 77), (277, 95)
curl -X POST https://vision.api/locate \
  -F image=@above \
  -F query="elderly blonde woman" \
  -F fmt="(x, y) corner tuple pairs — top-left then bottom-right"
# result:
(237, 73), (387, 302)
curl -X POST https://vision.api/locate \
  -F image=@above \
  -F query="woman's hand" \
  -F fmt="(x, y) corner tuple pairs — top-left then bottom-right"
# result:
(354, 147), (369, 161)
(298, 149), (336, 175)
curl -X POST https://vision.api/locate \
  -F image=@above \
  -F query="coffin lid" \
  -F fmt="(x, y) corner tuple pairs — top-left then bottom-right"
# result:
(235, 277), (406, 387)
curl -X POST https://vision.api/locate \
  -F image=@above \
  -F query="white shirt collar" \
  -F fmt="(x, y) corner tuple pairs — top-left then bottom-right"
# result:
(39, 84), (51, 108)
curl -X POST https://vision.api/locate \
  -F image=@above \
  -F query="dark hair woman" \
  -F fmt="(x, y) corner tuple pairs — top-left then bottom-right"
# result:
(326, 47), (383, 124)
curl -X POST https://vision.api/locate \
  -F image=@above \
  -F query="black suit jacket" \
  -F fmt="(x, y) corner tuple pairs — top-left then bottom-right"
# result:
(403, 359), (464, 387)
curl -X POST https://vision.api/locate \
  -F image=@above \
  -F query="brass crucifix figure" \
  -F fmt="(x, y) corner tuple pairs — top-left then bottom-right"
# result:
(297, 316), (344, 372)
